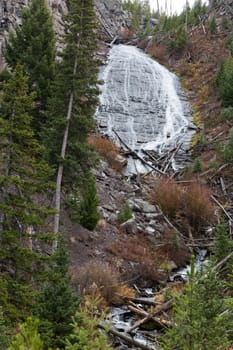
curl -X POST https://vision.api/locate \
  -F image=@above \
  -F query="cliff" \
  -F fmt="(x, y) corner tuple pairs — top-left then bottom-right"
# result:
(0, 0), (131, 68)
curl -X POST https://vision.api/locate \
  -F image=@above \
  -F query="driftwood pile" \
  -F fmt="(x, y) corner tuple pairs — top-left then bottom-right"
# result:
(113, 130), (190, 176)
(100, 294), (174, 350)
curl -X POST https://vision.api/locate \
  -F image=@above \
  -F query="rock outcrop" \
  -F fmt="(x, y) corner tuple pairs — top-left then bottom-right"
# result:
(95, 0), (131, 41)
(0, 0), (131, 68)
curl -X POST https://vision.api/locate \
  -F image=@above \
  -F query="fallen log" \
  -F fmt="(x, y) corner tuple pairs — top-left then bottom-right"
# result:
(113, 130), (166, 175)
(211, 195), (233, 224)
(99, 322), (155, 350)
(121, 295), (160, 306)
(127, 299), (173, 333)
(213, 251), (233, 271)
(220, 177), (227, 196)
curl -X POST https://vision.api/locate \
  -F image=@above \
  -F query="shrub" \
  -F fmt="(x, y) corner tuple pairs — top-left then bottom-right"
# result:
(65, 295), (113, 350)
(150, 179), (216, 231)
(8, 318), (43, 350)
(209, 16), (217, 33)
(224, 131), (233, 163)
(118, 202), (132, 224)
(72, 262), (119, 304)
(149, 178), (182, 217)
(183, 183), (216, 229)
(193, 158), (203, 173)
(88, 136), (124, 172)
(66, 174), (100, 230)
(220, 107), (233, 123)
(216, 59), (233, 107)
(156, 228), (191, 267)
(79, 174), (100, 230)
(213, 219), (233, 264)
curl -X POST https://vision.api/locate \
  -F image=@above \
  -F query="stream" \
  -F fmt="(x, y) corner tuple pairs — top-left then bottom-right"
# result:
(95, 44), (196, 173)
(95, 45), (199, 348)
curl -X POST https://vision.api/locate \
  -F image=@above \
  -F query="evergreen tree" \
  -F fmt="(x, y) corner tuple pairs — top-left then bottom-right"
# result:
(217, 59), (233, 107)
(65, 296), (112, 350)
(161, 258), (231, 350)
(38, 242), (79, 349)
(4, 0), (56, 134)
(0, 307), (10, 349)
(8, 317), (44, 350)
(0, 65), (54, 322)
(43, 0), (100, 237)
(79, 173), (100, 230)
(213, 219), (233, 263)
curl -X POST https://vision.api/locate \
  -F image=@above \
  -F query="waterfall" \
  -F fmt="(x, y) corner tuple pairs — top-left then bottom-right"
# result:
(95, 44), (195, 173)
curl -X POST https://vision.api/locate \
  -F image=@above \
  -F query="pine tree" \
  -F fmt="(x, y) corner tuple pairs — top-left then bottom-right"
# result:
(65, 296), (113, 350)
(43, 0), (100, 238)
(4, 0), (56, 134)
(38, 242), (79, 349)
(8, 318), (44, 350)
(213, 219), (233, 263)
(0, 307), (9, 349)
(161, 258), (230, 350)
(79, 173), (100, 230)
(0, 65), (54, 322)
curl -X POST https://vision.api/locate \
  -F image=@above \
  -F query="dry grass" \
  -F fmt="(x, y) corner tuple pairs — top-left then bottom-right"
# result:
(183, 183), (216, 229)
(88, 135), (124, 172)
(149, 178), (216, 231)
(149, 178), (183, 218)
(72, 261), (119, 304)
(156, 228), (191, 267)
(107, 236), (164, 283)
(145, 43), (167, 60)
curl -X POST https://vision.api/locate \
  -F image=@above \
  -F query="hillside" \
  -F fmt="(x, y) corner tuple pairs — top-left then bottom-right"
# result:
(0, 0), (233, 349)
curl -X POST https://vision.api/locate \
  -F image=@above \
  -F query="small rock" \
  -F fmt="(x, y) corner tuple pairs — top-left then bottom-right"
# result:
(120, 218), (138, 234)
(145, 226), (156, 234)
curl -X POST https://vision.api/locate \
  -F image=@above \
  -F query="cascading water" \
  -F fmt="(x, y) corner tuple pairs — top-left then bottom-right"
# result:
(95, 44), (196, 173)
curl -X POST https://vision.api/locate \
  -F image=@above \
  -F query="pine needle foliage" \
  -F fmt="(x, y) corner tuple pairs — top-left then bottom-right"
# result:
(44, 0), (100, 190)
(8, 317), (44, 350)
(4, 0), (56, 135)
(0, 65), (54, 323)
(65, 296), (113, 350)
(161, 258), (231, 350)
(38, 242), (79, 349)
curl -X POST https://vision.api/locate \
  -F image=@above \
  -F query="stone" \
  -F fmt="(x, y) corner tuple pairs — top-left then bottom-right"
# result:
(120, 218), (138, 234)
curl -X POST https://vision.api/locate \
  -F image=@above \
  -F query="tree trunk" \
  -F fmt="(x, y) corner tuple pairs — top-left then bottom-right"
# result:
(53, 57), (78, 249)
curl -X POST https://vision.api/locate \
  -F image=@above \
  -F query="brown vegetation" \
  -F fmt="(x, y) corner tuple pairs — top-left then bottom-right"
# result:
(149, 177), (216, 231)
(107, 236), (164, 283)
(183, 183), (216, 228)
(155, 228), (191, 267)
(149, 178), (183, 218)
(72, 261), (119, 303)
(88, 135), (124, 172)
(145, 42), (167, 60)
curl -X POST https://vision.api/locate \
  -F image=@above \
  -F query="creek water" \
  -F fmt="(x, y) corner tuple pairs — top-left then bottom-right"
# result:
(95, 44), (195, 173)
(95, 45), (198, 348)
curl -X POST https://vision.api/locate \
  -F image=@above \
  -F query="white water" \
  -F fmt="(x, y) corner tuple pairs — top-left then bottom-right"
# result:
(95, 44), (195, 173)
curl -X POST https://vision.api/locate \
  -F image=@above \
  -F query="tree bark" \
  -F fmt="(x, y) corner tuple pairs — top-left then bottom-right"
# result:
(53, 57), (78, 249)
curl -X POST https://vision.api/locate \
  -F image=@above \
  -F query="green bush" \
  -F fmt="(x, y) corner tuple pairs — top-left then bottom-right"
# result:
(167, 26), (188, 52)
(66, 174), (100, 231)
(225, 33), (233, 56)
(118, 202), (133, 224)
(224, 131), (233, 163)
(216, 59), (233, 107)
(193, 158), (202, 173)
(220, 107), (233, 122)
(8, 318), (44, 350)
(209, 16), (217, 33)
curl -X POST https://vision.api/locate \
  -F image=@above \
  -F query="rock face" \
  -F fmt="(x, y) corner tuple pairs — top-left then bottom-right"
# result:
(0, 0), (131, 68)
(95, 0), (131, 40)
(0, 0), (67, 68)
